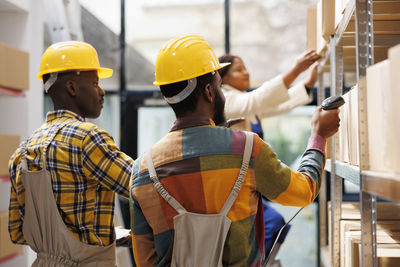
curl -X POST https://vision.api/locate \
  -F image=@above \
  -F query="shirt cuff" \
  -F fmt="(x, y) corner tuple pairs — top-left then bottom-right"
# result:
(307, 134), (326, 156)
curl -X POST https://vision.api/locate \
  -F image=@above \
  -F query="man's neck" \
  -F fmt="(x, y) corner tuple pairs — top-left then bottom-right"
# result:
(171, 114), (212, 131)
(53, 103), (83, 119)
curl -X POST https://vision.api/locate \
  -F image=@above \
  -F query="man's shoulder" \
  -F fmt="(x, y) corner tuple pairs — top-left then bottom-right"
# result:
(62, 120), (111, 138)
(66, 120), (98, 132)
(48, 120), (113, 147)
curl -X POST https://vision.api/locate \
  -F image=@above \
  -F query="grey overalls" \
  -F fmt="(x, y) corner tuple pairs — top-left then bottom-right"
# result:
(20, 121), (116, 266)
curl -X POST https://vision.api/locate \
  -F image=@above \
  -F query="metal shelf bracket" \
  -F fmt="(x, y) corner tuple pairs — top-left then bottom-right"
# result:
(355, 0), (377, 266)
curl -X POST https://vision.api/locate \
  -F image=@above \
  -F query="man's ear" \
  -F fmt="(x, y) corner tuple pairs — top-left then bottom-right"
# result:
(66, 80), (78, 97)
(203, 83), (214, 103)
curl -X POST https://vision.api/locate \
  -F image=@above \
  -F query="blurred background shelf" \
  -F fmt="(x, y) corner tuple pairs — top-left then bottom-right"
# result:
(0, 0), (29, 13)
(0, 86), (26, 97)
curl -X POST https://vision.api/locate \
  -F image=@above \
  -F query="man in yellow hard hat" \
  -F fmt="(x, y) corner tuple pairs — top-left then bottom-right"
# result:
(129, 35), (340, 266)
(8, 41), (133, 266)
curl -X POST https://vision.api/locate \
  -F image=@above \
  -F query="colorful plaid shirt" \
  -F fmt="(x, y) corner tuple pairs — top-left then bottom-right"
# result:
(130, 116), (325, 267)
(9, 110), (133, 246)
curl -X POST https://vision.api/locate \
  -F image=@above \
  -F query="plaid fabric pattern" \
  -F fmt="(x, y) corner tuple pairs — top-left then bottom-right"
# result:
(130, 118), (325, 267)
(9, 110), (133, 246)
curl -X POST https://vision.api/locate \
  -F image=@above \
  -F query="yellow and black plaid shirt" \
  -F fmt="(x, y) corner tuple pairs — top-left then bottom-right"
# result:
(9, 110), (133, 246)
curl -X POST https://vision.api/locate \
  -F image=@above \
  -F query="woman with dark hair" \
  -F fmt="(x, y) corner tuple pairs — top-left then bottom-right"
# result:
(218, 50), (319, 138)
(218, 50), (320, 260)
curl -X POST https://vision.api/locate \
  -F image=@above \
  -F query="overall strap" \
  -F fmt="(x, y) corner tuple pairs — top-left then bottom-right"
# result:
(41, 119), (71, 170)
(146, 152), (187, 215)
(20, 141), (29, 171)
(220, 131), (254, 216)
(20, 119), (71, 171)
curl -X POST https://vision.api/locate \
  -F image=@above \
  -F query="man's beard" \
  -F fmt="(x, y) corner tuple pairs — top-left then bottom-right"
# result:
(213, 90), (226, 125)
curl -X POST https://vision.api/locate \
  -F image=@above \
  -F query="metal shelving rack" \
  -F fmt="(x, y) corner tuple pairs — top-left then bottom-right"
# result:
(317, 1), (400, 266)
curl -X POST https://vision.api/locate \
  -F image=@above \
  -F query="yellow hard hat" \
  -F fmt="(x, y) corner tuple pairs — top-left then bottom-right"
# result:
(154, 35), (230, 85)
(37, 41), (113, 80)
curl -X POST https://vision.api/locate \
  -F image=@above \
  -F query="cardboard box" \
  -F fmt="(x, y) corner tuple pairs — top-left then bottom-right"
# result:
(316, 1), (327, 54)
(335, 0), (344, 29)
(388, 45), (400, 174)
(335, 91), (350, 163)
(348, 87), (359, 166)
(345, 231), (400, 267)
(340, 220), (400, 267)
(328, 202), (400, 221)
(329, 202), (400, 266)
(335, 0), (352, 28)
(374, 1), (400, 14)
(366, 60), (392, 172)
(346, 20), (400, 34)
(0, 178), (11, 211)
(317, 0), (336, 41)
(0, 42), (29, 91)
(307, 5), (317, 51)
(0, 134), (20, 176)
(0, 211), (22, 259)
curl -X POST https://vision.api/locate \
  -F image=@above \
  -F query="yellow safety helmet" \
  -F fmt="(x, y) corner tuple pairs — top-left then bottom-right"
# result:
(154, 35), (230, 85)
(37, 41), (113, 80)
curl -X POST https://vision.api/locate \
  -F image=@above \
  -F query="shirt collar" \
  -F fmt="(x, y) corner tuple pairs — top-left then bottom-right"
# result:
(170, 115), (215, 131)
(46, 110), (85, 123)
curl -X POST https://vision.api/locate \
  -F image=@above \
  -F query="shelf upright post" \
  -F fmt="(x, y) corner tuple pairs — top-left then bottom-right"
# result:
(317, 67), (326, 267)
(329, 34), (343, 267)
(355, 0), (377, 266)
(317, 68), (327, 251)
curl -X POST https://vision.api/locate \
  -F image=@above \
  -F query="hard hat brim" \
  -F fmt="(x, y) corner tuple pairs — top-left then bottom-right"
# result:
(36, 67), (113, 80)
(153, 62), (231, 86)
(98, 68), (113, 79)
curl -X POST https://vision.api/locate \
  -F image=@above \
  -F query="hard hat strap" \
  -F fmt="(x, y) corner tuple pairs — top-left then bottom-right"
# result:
(43, 71), (81, 93)
(44, 72), (58, 93)
(164, 78), (197, 104)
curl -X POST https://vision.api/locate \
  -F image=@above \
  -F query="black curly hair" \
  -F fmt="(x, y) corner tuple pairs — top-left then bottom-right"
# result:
(218, 54), (242, 79)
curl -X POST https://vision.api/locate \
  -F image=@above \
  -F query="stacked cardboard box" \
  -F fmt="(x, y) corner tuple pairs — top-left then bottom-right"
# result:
(0, 134), (20, 177)
(388, 45), (400, 174)
(316, 1), (330, 54)
(348, 87), (359, 166)
(318, 0), (335, 41)
(0, 134), (20, 212)
(0, 134), (21, 259)
(0, 42), (29, 91)
(307, 5), (317, 51)
(328, 202), (400, 267)
(314, 0), (349, 54)
(333, 87), (359, 166)
(345, 230), (400, 267)
(367, 60), (391, 172)
(335, 0), (350, 29)
(336, 92), (350, 163)
(366, 44), (400, 174)
(0, 211), (22, 259)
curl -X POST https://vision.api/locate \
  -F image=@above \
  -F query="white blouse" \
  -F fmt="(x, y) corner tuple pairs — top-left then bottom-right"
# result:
(222, 75), (312, 131)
